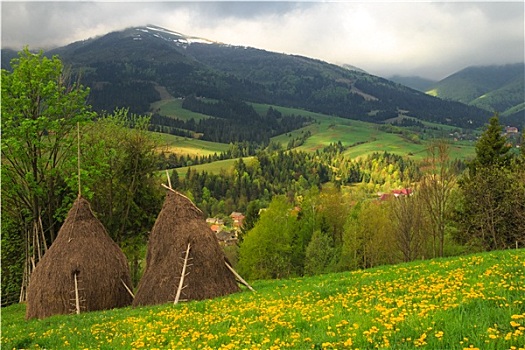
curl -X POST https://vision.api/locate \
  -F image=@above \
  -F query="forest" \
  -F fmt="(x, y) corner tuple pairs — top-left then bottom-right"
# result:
(151, 97), (313, 145)
(1, 49), (524, 306)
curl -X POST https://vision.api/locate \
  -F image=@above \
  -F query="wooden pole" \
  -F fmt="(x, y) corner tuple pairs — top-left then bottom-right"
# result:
(38, 215), (48, 252)
(77, 122), (81, 197)
(121, 278), (135, 299)
(74, 273), (81, 315)
(166, 169), (172, 189)
(225, 261), (255, 292)
(174, 243), (191, 304)
(161, 183), (203, 215)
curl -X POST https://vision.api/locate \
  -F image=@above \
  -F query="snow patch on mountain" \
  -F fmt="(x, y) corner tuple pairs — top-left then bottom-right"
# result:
(137, 25), (215, 46)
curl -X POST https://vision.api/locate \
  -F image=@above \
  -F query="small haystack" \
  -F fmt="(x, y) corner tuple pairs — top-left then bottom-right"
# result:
(26, 196), (133, 319)
(133, 189), (241, 306)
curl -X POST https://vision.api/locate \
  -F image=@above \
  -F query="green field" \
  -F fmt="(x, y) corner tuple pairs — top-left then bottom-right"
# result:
(156, 133), (230, 158)
(151, 100), (476, 171)
(173, 157), (254, 178)
(151, 98), (210, 121)
(2, 250), (524, 349)
(254, 103), (475, 161)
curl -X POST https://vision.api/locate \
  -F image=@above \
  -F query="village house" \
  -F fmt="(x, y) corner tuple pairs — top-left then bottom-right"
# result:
(505, 126), (519, 134)
(216, 230), (238, 246)
(209, 224), (221, 234)
(378, 188), (413, 201)
(206, 217), (225, 226)
(230, 212), (245, 230)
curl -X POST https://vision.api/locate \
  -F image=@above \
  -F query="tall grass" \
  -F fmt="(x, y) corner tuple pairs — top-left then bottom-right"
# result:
(2, 250), (524, 349)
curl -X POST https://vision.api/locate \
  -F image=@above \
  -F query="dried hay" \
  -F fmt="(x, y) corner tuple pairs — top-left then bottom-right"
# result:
(133, 190), (240, 306)
(25, 196), (133, 319)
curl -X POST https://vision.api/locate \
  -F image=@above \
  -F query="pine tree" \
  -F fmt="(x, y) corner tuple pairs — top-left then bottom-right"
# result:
(471, 113), (511, 173)
(457, 113), (521, 250)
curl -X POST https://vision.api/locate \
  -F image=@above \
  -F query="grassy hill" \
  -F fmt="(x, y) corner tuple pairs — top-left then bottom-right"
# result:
(2, 249), (524, 349)
(160, 102), (476, 176)
(151, 98), (211, 122)
(157, 133), (229, 158)
(174, 157), (253, 178)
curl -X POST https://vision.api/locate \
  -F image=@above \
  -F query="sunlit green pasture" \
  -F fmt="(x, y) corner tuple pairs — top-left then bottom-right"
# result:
(174, 157), (254, 178)
(151, 98), (210, 121)
(2, 250), (524, 349)
(156, 133), (230, 157)
(257, 103), (476, 161)
(152, 101), (476, 163)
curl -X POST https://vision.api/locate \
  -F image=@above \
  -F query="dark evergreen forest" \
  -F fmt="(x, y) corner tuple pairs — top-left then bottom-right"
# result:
(150, 100), (313, 145)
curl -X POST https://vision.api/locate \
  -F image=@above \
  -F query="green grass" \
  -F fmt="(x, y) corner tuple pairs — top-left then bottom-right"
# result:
(254, 102), (476, 161)
(156, 133), (230, 158)
(151, 98), (210, 121)
(271, 113), (474, 161)
(173, 157), (254, 178)
(151, 100), (476, 165)
(2, 250), (524, 349)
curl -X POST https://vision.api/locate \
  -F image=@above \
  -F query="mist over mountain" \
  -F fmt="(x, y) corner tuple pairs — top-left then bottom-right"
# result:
(2, 25), (494, 128)
(388, 75), (437, 93)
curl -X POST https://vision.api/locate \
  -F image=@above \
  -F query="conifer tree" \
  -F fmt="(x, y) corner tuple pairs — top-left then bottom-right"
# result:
(457, 113), (521, 250)
(471, 113), (511, 174)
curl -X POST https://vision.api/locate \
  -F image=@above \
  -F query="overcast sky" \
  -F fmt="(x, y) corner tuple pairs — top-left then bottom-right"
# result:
(1, 1), (524, 80)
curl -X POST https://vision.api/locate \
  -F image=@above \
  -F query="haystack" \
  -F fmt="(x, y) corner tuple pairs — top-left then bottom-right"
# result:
(133, 189), (241, 306)
(26, 196), (133, 319)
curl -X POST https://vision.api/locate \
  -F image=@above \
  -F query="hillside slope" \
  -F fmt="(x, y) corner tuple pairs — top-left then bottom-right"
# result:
(427, 63), (524, 125)
(2, 249), (524, 349)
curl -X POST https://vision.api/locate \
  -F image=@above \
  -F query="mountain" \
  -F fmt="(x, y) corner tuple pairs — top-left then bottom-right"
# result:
(426, 64), (524, 125)
(388, 75), (436, 92)
(1, 48), (19, 69)
(2, 25), (490, 129)
(340, 64), (367, 74)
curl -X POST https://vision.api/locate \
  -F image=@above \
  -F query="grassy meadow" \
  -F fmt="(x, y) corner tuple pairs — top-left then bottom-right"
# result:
(173, 157), (254, 178)
(2, 250), (524, 349)
(150, 99), (476, 174)
(156, 133), (230, 158)
(151, 98), (210, 122)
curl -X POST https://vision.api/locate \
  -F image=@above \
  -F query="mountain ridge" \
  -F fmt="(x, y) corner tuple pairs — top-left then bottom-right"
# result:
(2, 25), (496, 128)
(426, 63), (524, 121)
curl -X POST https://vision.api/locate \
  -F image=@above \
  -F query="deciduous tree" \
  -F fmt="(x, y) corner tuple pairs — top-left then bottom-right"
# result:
(1, 48), (93, 301)
(418, 140), (456, 257)
(237, 196), (297, 279)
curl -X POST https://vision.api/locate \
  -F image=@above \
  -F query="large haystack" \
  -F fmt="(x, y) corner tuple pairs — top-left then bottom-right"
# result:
(26, 196), (133, 319)
(133, 190), (240, 306)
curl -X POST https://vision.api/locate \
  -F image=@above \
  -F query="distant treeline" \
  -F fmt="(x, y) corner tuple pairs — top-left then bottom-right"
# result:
(174, 148), (426, 217)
